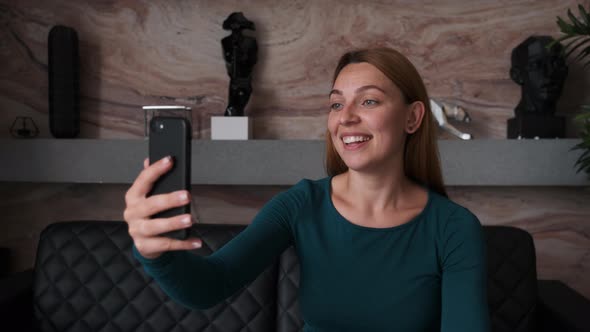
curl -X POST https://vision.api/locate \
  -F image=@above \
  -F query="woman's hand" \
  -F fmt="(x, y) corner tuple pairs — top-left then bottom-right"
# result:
(124, 156), (202, 259)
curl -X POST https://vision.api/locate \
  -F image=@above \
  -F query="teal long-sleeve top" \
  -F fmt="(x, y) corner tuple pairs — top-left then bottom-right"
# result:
(133, 177), (490, 331)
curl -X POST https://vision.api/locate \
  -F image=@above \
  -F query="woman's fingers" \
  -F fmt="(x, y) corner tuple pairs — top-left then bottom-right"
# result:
(134, 237), (203, 259)
(128, 190), (190, 220)
(130, 214), (193, 238)
(125, 156), (173, 204)
(125, 157), (200, 259)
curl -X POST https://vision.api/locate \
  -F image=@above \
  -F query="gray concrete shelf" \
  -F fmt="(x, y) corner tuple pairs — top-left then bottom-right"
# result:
(0, 139), (588, 186)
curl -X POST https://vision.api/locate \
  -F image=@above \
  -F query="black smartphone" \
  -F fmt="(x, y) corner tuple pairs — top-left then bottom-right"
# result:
(148, 116), (191, 240)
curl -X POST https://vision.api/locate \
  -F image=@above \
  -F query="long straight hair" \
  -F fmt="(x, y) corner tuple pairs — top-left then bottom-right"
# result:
(325, 48), (447, 197)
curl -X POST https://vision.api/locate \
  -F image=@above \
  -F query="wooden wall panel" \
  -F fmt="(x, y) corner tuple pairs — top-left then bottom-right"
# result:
(1, 0), (589, 139)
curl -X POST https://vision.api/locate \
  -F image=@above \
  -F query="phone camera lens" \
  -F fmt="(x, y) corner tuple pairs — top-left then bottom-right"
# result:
(152, 120), (164, 132)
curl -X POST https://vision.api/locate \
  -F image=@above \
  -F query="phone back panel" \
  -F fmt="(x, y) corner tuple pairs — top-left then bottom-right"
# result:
(148, 116), (191, 239)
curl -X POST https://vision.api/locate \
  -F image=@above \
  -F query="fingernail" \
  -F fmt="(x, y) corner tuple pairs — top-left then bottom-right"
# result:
(192, 241), (202, 248)
(162, 156), (171, 164)
(181, 216), (191, 225)
(179, 192), (188, 201)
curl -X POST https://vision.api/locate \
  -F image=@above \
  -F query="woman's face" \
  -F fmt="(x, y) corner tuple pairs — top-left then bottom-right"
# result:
(328, 62), (417, 173)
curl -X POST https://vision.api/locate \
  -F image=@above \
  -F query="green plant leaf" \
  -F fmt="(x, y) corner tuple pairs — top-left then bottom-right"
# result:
(557, 15), (575, 34)
(579, 4), (590, 26)
(568, 8), (586, 33)
(579, 149), (590, 161)
(552, 35), (573, 47)
(563, 36), (582, 49)
(565, 37), (590, 59)
(574, 111), (590, 122)
(554, 34), (579, 48)
(558, 6), (590, 176)
(574, 157), (590, 174)
(575, 153), (590, 165)
(571, 137), (590, 150)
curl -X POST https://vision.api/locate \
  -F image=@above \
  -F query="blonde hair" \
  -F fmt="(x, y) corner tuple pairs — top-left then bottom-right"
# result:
(325, 48), (447, 197)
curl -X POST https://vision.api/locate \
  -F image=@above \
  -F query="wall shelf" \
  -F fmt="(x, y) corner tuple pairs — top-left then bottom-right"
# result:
(0, 139), (587, 186)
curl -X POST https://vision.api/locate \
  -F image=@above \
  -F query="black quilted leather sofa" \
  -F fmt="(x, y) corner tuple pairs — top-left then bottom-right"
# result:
(1, 221), (589, 332)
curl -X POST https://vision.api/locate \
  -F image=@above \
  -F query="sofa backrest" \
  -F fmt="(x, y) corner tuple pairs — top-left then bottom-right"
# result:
(485, 226), (538, 332)
(33, 221), (539, 332)
(33, 221), (277, 332)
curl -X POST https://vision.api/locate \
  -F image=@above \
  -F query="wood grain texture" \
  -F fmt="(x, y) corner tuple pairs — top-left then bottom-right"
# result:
(0, 182), (589, 300)
(1, 0), (589, 139)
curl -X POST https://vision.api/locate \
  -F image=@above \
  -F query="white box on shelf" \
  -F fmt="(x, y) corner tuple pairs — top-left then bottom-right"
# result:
(211, 116), (252, 140)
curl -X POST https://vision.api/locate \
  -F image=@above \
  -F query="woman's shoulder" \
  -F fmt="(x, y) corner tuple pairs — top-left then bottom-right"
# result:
(426, 190), (482, 234)
(290, 177), (330, 194)
(274, 177), (330, 205)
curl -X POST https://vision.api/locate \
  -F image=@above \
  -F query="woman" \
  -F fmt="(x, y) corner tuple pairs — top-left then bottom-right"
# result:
(124, 48), (490, 331)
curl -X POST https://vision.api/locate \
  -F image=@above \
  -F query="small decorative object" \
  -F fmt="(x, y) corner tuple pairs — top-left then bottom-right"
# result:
(48, 25), (80, 138)
(429, 99), (472, 140)
(554, 4), (590, 177)
(211, 12), (257, 140)
(507, 36), (568, 139)
(10, 116), (39, 138)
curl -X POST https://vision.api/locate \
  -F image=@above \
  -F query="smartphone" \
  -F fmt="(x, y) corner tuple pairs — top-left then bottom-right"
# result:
(148, 116), (191, 240)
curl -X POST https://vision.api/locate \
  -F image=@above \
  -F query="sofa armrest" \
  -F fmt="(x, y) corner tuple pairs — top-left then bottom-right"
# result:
(0, 269), (34, 329)
(537, 280), (590, 332)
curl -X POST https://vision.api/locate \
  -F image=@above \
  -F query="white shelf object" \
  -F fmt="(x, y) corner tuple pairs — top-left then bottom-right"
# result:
(211, 116), (252, 140)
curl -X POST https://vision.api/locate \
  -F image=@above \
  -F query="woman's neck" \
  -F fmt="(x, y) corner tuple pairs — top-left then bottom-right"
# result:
(341, 168), (415, 213)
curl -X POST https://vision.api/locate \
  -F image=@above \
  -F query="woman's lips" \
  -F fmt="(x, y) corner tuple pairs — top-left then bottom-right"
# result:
(342, 138), (371, 150)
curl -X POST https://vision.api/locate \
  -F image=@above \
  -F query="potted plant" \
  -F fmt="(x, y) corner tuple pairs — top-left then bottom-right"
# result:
(554, 4), (590, 177)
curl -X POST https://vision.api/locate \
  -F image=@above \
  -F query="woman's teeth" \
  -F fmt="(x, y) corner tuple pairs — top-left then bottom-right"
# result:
(342, 136), (371, 144)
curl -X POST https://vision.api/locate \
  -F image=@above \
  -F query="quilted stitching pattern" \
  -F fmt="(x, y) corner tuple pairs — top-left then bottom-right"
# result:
(276, 247), (304, 332)
(33, 221), (277, 332)
(485, 226), (537, 332)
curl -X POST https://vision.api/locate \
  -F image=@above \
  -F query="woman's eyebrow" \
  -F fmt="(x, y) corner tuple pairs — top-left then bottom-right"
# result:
(356, 85), (386, 94)
(329, 89), (342, 97)
(329, 85), (386, 97)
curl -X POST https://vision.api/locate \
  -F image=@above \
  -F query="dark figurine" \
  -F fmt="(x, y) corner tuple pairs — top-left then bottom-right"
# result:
(222, 12), (258, 117)
(508, 36), (568, 138)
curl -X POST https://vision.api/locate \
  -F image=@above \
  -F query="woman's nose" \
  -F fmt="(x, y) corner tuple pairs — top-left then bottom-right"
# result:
(339, 105), (360, 125)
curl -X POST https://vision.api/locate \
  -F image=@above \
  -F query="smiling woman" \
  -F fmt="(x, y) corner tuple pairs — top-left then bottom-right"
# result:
(127, 47), (490, 332)
(326, 48), (446, 198)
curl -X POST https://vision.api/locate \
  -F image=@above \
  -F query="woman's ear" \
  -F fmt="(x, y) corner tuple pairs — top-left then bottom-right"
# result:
(406, 101), (426, 134)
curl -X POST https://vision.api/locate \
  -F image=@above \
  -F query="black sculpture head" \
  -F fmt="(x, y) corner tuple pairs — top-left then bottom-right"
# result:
(223, 12), (255, 31)
(510, 36), (568, 115)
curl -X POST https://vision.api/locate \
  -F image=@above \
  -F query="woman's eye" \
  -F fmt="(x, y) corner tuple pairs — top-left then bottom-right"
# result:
(330, 103), (343, 111)
(362, 99), (378, 106)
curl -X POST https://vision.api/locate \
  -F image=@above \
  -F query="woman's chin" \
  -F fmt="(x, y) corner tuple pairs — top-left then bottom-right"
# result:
(339, 159), (372, 173)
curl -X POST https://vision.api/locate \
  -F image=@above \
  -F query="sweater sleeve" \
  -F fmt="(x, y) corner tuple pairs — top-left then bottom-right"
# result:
(440, 207), (491, 332)
(133, 181), (307, 310)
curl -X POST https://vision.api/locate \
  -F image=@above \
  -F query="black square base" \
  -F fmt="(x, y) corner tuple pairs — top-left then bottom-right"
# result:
(507, 114), (565, 139)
